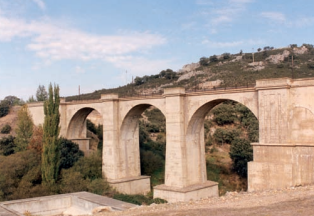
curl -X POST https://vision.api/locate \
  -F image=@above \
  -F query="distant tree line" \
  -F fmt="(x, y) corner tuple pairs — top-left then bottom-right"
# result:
(134, 69), (177, 86)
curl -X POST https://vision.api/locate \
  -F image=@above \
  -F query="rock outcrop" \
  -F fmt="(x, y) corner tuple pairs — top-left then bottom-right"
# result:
(266, 50), (290, 64)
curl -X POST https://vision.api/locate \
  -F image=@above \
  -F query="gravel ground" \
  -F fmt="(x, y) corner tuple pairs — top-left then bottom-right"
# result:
(96, 185), (314, 216)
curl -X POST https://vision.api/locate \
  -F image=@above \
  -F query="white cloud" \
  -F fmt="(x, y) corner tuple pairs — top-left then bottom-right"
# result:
(31, 0), (46, 10)
(105, 56), (176, 77)
(288, 17), (314, 28)
(202, 39), (264, 48)
(260, 11), (314, 28)
(260, 12), (286, 23)
(0, 15), (166, 62)
(199, 0), (252, 33)
(202, 40), (243, 48)
(211, 15), (233, 25)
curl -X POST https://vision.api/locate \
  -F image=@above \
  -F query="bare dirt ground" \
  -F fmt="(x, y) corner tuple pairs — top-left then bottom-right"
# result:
(97, 185), (314, 216)
(0, 106), (20, 138)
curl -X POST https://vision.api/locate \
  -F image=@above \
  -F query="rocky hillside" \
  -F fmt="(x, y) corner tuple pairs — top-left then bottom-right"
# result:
(66, 44), (314, 101)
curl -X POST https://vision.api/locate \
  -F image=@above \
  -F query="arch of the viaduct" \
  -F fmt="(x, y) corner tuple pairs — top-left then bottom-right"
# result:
(118, 103), (166, 179)
(185, 98), (258, 186)
(67, 107), (96, 139)
(27, 78), (314, 203)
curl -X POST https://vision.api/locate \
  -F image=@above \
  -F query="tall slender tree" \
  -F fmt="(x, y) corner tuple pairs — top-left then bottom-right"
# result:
(41, 83), (60, 185)
(14, 104), (34, 152)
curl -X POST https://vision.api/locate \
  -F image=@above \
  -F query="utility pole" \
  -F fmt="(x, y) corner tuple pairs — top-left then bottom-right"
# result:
(252, 48), (255, 63)
(132, 76), (134, 96)
(78, 85), (80, 100)
(194, 72), (197, 91)
(126, 70), (128, 85)
(292, 55), (294, 79)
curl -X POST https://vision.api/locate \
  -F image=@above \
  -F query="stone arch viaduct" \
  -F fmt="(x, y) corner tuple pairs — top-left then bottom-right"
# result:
(28, 78), (314, 202)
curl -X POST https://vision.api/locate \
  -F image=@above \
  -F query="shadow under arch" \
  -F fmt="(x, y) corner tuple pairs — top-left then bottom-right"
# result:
(66, 107), (103, 155)
(119, 103), (166, 180)
(67, 107), (96, 139)
(185, 99), (258, 186)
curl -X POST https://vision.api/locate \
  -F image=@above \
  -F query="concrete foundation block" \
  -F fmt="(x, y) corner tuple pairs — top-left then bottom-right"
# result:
(153, 181), (218, 203)
(248, 162), (293, 192)
(108, 176), (151, 195)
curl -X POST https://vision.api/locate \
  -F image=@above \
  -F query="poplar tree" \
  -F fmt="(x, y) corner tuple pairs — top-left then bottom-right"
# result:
(41, 83), (60, 185)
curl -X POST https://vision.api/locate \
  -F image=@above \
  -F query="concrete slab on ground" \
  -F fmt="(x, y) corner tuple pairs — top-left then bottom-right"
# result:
(0, 191), (137, 216)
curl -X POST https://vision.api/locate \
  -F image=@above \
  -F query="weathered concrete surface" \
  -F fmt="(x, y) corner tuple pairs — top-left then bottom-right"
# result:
(154, 181), (218, 203)
(27, 77), (314, 202)
(248, 78), (314, 191)
(0, 192), (136, 216)
(107, 176), (151, 195)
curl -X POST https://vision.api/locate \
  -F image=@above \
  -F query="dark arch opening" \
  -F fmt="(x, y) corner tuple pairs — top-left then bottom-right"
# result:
(67, 107), (103, 155)
(120, 104), (166, 189)
(186, 99), (259, 194)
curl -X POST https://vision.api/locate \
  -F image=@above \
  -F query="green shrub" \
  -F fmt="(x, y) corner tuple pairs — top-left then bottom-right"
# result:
(212, 103), (236, 125)
(96, 124), (103, 140)
(1, 124), (11, 134)
(140, 150), (164, 176)
(86, 119), (97, 134)
(229, 138), (253, 178)
(0, 150), (42, 200)
(87, 178), (112, 196)
(247, 121), (259, 142)
(210, 146), (218, 154)
(235, 103), (259, 142)
(223, 53), (231, 60)
(14, 105), (34, 152)
(209, 55), (219, 62)
(302, 43), (313, 49)
(60, 153), (111, 195)
(213, 128), (240, 145)
(69, 153), (103, 180)
(147, 123), (160, 133)
(0, 136), (15, 156)
(0, 100), (10, 118)
(200, 57), (209, 66)
(59, 138), (84, 170)
(206, 138), (213, 146)
(308, 63), (314, 69)
(60, 170), (88, 193)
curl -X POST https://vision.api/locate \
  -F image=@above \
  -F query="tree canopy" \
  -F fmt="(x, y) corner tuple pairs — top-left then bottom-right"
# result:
(36, 85), (48, 101)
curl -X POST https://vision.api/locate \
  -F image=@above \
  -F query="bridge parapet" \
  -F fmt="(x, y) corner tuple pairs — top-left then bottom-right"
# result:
(100, 94), (118, 100)
(256, 77), (292, 90)
(163, 87), (185, 96)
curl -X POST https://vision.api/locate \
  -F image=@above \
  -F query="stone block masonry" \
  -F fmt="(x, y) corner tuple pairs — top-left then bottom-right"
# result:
(27, 77), (314, 202)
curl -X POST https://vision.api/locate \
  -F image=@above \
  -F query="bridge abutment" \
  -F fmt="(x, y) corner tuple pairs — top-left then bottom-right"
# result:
(248, 78), (314, 191)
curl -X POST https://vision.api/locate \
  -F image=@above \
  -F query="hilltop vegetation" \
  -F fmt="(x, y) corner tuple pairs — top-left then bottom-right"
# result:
(66, 43), (314, 101)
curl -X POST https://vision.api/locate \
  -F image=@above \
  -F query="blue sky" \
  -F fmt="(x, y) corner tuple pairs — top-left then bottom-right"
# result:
(0, 0), (313, 100)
